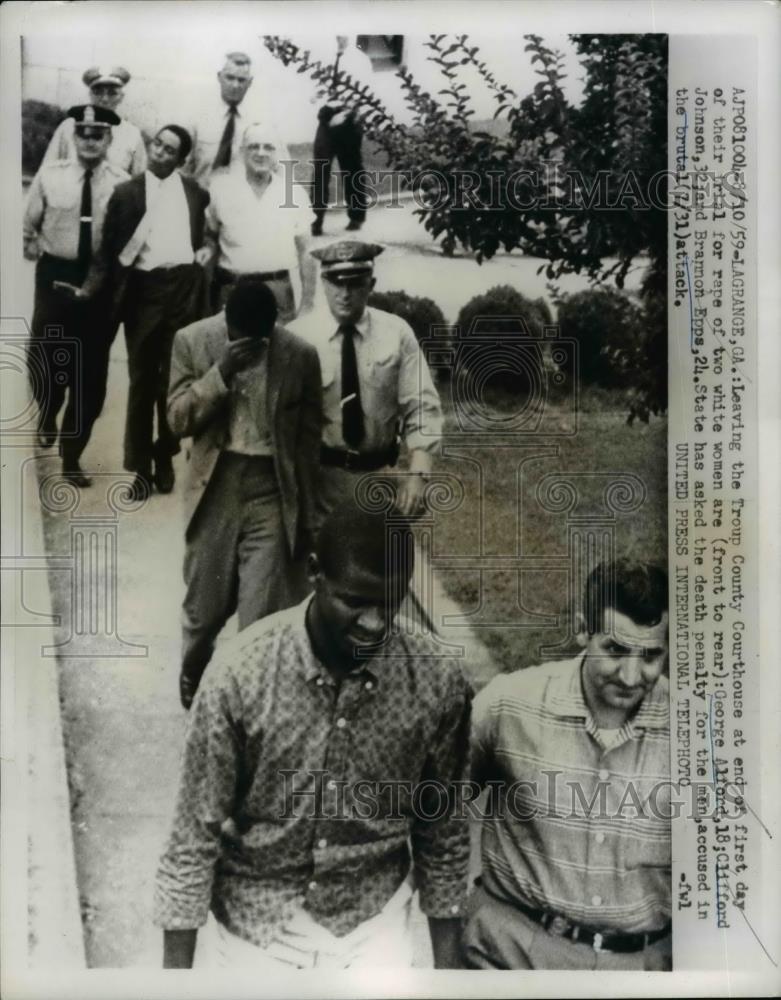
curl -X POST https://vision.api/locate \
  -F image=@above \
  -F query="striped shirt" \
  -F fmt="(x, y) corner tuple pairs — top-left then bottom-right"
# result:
(472, 655), (670, 934)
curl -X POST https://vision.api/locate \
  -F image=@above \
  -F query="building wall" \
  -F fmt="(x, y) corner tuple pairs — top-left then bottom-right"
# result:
(22, 33), (585, 143)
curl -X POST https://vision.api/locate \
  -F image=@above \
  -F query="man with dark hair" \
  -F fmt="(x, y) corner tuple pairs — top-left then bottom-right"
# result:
(154, 505), (471, 969)
(167, 275), (322, 709)
(463, 558), (672, 970)
(80, 124), (210, 498)
(24, 104), (128, 486)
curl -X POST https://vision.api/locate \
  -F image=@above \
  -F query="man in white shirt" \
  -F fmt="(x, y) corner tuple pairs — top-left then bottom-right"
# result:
(203, 123), (316, 320)
(84, 125), (210, 500)
(182, 52), (260, 190)
(42, 66), (147, 176)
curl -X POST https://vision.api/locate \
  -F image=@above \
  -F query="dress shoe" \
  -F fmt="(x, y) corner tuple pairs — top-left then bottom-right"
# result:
(126, 472), (152, 503)
(62, 464), (92, 488)
(345, 219), (364, 232)
(154, 455), (175, 494)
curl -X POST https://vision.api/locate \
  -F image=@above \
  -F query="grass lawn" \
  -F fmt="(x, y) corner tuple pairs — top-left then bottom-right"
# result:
(425, 386), (667, 679)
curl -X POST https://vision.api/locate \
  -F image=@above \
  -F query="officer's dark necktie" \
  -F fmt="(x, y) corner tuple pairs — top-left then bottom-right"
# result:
(340, 323), (365, 448)
(77, 167), (93, 275)
(213, 103), (238, 169)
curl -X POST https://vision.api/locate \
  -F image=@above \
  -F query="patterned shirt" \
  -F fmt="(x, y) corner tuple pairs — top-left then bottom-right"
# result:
(41, 116), (147, 176)
(472, 655), (670, 935)
(23, 159), (129, 261)
(154, 599), (472, 946)
(289, 306), (442, 455)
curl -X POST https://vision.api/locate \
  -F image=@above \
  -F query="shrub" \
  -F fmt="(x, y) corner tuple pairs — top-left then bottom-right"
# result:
(368, 289), (446, 345)
(555, 287), (643, 388)
(22, 100), (66, 177)
(454, 284), (553, 393)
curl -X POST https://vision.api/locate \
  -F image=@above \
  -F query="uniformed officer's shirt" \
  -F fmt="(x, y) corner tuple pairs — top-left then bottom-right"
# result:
(41, 116), (147, 176)
(23, 159), (129, 260)
(290, 305), (442, 454)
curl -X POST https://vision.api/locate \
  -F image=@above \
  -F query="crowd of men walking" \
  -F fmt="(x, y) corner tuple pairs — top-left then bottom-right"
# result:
(23, 47), (672, 972)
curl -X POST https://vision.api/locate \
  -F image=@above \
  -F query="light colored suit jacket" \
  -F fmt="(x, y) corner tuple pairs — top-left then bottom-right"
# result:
(167, 312), (323, 552)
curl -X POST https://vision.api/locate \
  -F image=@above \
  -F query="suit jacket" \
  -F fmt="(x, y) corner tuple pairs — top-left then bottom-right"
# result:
(83, 171), (210, 315)
(167, 313), (323, 554)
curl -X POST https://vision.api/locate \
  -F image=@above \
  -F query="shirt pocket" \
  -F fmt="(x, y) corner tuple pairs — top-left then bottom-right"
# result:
(367, 349), (400, 389)
(620, 777), (672, 870)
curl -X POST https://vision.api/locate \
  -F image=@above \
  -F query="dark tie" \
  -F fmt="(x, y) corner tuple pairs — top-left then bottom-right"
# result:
(213, 104), (238, 169)
(77, 167), (93, 275)
(340, 323), (364, 448)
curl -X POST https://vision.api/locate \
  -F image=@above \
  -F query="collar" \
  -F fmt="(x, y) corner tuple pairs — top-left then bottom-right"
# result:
(76, 159), (106, 180)
(548, 653), (669, 736)
(145, 168), (182, 188)
(328, 308), (371, 342)
(297, 597), (379, 686)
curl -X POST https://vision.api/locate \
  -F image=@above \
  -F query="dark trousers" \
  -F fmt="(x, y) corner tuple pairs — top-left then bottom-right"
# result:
(28, 254), (114, 465)
(122, 263), (205, 474)
(311, 116), (366, 224)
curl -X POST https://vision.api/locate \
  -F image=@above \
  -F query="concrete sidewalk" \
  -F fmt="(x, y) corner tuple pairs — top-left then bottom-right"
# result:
(36, 320), (494, 969)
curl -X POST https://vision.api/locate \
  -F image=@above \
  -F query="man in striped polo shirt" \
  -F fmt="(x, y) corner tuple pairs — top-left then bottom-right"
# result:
(464, 559), (671, 970)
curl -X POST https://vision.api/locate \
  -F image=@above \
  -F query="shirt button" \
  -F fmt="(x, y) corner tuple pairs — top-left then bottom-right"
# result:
(591, 894), (603, 907)
(365, 681), (373, 691)
(336, 717), (347, 729)
(316, 677), (324, 686)
(595, 831), (606, 845)
(598, 769), (610, 781)
(309, 881), (318, 892)
(450, 904), (460, 915)
(317, 838), (327, 849)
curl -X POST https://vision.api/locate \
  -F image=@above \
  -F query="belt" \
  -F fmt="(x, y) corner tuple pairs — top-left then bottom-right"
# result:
(512, 896), (670, 953)
(320, 444), (398, 472)
(215, 267), (289, 286)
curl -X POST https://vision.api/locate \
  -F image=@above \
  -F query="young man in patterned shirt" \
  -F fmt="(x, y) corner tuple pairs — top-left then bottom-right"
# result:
(463, 558), (672, 970)
(155, 506), (472, 968)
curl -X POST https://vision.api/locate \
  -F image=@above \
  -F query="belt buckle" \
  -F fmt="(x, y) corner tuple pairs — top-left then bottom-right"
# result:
(592, 932), (609, 953)
(344, 449), (361, 470)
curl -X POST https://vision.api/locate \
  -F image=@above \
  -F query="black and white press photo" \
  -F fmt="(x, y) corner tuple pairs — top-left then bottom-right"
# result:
(1, 2), (778, 997)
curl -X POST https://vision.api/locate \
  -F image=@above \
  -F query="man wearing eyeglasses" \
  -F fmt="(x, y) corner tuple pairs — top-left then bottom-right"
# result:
(200, 123), (315, 319)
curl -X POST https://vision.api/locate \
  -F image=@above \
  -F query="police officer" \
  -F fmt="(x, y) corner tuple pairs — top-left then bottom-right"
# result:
(24, 105), (128, 486)
(41, 67), (147, 176)
(289, 241), (442, 519)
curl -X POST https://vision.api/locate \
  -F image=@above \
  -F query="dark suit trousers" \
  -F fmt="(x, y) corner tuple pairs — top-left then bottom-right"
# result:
(29, 254), (114, 464)
(123, 263), (205, 473)
(311, 117), (367, 224)
(181, 452), (308, 688)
